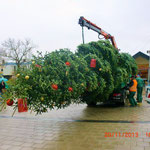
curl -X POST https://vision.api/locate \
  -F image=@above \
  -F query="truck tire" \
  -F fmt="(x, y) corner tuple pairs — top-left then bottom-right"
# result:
(120, 90), (127, 105)
(86, 101), (97, 107)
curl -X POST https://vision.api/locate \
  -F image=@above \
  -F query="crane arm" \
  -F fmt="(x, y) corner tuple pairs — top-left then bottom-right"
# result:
(79, 16), (118, 50)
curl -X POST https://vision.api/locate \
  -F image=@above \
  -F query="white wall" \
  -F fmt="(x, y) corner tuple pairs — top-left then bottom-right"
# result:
(2, 65), (16, 75)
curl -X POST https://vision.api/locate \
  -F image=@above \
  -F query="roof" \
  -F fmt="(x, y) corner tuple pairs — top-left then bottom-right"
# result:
(133, 51), (149, 60)
(2, 62), (31, 66)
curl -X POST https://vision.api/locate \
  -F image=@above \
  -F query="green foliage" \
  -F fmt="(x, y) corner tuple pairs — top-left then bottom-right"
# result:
(2, 40), (137, 114)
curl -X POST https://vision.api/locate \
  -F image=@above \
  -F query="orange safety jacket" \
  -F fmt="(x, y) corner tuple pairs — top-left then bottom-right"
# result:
(129, 79), (137, 92)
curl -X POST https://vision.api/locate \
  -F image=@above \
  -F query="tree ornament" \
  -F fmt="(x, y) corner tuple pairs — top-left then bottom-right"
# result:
(18, 98), (28, 112)
(99, 68), (102, 71)
(25, 75), (29, 80)
(16, 74), (20, 77)
(65, 61), (70, 66)
(81, 83), (84, 86)
(51, 84), (58, 90)
(41, 97), (44, 101)
(6, 99), (14, 106)
(32, 61), (35, 64)
(85, 68), (89, 71)
(68, 87), (73, 92)
(35, 64), (41, 68)
(90, 59), (96, 68)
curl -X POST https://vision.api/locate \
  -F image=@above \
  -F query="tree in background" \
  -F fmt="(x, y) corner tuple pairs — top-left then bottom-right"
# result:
(0, 38), (35, 68)
(0, 49), (5, 64)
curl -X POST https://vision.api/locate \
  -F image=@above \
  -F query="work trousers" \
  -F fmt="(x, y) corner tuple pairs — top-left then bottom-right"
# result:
(137, 87), (143, 103)
(129, 91), (137, 106)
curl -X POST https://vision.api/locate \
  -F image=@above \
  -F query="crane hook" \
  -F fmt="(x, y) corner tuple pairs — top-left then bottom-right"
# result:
(98, 34), (104, 40)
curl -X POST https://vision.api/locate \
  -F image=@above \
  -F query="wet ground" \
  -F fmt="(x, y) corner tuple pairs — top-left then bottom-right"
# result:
(1, 96), (150, 150)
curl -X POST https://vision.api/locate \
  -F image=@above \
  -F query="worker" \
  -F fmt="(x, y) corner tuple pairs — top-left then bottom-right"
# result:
(136, 75), (144, 103)
(128, 75), (138, 106)
(0, 80), (5, 94)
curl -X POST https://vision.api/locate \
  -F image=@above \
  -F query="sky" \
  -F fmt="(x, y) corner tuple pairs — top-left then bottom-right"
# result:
(0, 0), (150, 56)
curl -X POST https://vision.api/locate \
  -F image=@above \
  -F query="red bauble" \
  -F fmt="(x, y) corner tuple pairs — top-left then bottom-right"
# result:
(52, 84), (58, 90)
(90, 59), (96, 68)
(65, 62), (70, 66)
(68, 87), (73, 92)
(35, 64), (41, 68)
(6, 99), (14, 106)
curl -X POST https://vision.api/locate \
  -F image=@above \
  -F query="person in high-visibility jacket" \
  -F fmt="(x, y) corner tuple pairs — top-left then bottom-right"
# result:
(128, 75), (138, 106)
(136, 75), (144, 103)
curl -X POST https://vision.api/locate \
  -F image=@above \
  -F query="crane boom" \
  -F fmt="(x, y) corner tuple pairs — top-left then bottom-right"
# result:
(79, 16), (118, 50)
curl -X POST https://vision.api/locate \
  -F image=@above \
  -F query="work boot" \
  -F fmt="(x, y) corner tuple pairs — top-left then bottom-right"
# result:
(137, 102), (142, 106)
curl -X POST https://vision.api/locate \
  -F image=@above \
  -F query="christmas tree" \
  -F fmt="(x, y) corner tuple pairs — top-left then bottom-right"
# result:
(2, 40), (137, 114)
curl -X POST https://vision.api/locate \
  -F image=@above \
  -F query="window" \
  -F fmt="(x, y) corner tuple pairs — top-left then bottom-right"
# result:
(14, 66), (16, 71)
(2, 60), (5, 64)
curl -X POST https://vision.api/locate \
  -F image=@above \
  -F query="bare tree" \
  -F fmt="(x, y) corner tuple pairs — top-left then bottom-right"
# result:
(1, 38), (35, 68)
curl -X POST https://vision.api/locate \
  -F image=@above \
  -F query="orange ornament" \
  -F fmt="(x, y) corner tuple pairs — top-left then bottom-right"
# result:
(6, 99), (14, 106)
(52, 84), (58, 90)
(68, 87), (73, 92)
(65, 62), (70, 66)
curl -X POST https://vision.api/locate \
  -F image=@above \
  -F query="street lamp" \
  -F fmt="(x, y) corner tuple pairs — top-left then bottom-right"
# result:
(147, 50), (150, 85)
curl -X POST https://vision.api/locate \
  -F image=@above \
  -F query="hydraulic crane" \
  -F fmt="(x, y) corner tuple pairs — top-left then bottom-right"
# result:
(78, 16), (118, 50)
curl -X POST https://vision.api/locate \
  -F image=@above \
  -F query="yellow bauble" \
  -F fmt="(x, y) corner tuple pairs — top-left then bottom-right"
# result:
(81, 83), (84, 86)
(16, 74), (20, 77)
(85, 68), (89, 71)
(99, 68), (102, 71)
(25, 75), (29, 80)
(41, 97), (44, 101)
(32, 61), (35, 64)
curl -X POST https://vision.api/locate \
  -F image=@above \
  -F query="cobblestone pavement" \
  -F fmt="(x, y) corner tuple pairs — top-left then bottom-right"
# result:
(1, 96), (150, 150)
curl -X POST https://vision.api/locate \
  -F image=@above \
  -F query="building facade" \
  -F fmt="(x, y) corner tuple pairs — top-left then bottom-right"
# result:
(133, 51), (149, 80)
(0, 62), (30, 79)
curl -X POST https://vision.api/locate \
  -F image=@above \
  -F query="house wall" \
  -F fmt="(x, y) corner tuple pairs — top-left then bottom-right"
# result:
(0, 62), (31, 79)
(134, 56), (148, 79)
(3, 65), (16, 75)
(135, 56), (149, 65)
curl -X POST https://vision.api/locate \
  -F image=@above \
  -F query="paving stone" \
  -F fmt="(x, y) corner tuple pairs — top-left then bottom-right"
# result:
(7, 146), (22, 150)
(144, 147), (150, 150)
(130, 146), (145, 150)
(0, 93), (150, 150)
(22, 142), (34, 147)
(0, 145), (12, 150)
(11, 141), (24, 146)
(21, 147), (34, 150)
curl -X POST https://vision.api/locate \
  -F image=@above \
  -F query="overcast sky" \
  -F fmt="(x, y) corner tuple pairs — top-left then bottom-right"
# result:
(0, 0), (150, 56)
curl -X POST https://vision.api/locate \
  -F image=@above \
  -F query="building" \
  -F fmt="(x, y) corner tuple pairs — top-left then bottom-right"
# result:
(133, 51), (149, 80)
(0, 61), (30, 79)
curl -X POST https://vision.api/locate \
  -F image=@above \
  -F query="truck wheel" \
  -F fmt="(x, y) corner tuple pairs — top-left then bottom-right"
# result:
(86, 101), (97, 107)
(120, 91), (127, 105)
